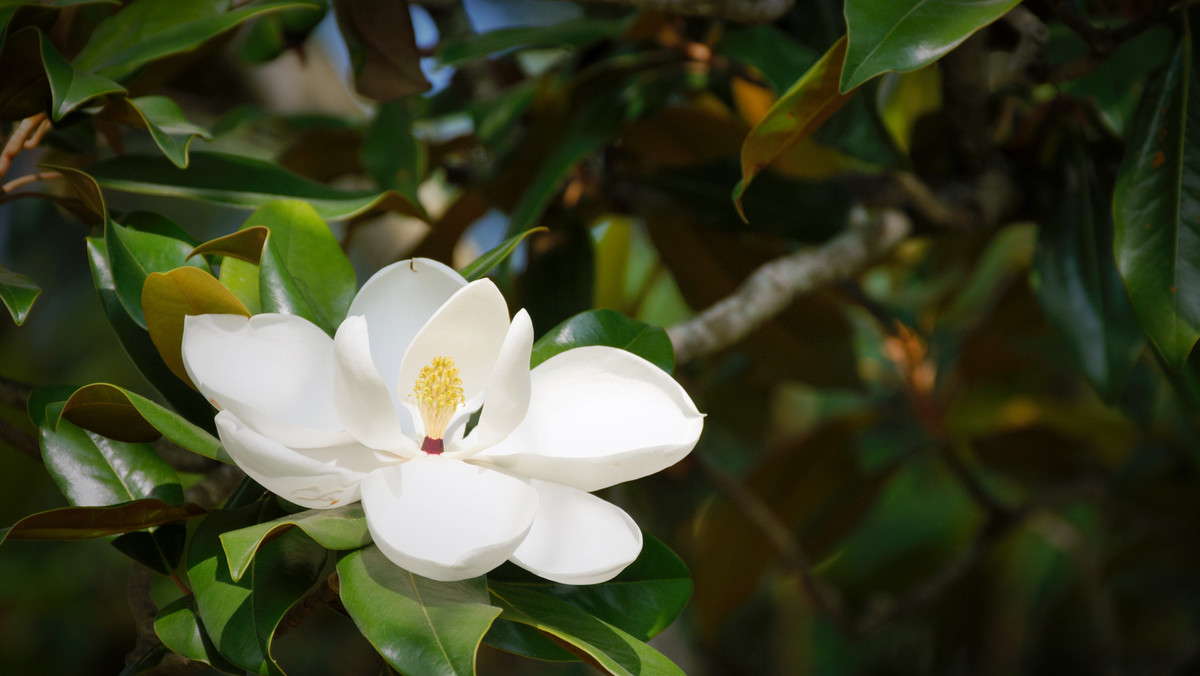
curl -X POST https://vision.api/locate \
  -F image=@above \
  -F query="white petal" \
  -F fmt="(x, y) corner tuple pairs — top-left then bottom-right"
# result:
(347, 258), (467, 394)
(215, 411), (398, 509)
(182, 314), (351, 448)
(478, 346), (703, 492)
(333, 315), (419, 453)
(361, 455), (538, 581)
(509, 480), (642, 584)
(397, 279), (512, 407)
(448, 309), (533, 458)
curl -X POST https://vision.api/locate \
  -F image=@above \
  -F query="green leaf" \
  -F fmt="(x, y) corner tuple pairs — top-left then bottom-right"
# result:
(458, 227), (546, 281)
(72, 0), (319, 80)
(840, 0), (1019, 92)
(720, 24), (819, 93)
(362, 99), (423, 202)
(487, 537), (691, 642)
(531, 309), (675, 374)
(142, 266), (251, 388)
(437, 16), (629, 67)
(337, 545), (502, 676)
(1033, 147), (1145, 400)
(85, 237), (216, 431)
(97, 95), (211, 168)
(482, 619), (576, 662)
(0, 26), (124, 121)
(221, 503), (370, 582)
(1113, 33), (1200, 367)
(154, 595), (242, 673)
(106, 217), (210, 328)
(191, 226), (270, 263)
(113, 522), (187, 575)
(332, 0), (430, 101)
(61, 383), (230, 463)
(735, 36), (856, 219)
(39, 417), (183, 507)
(489, 582), (685, 676)
(85, 152), (425, 221)
(0, 499), (204, 545)
(186, 504), (327, 675)
(27, 385), (77, 429)
(248, 200), (357, 334)
(0, 263), (39, 324)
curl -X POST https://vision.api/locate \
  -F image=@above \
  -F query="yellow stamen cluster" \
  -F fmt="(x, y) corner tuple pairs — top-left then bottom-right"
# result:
(411, 356), (464, 440)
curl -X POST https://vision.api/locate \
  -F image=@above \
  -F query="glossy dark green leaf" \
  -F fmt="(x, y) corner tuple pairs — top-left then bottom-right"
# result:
(106, 217), (210, 328)
(27, 385), (77, 429)
(337, 545), (502, 676)
(735, 36), (855, 218)
(0, 26), (124, 121)
(72, 0), (318, 80)
(482, 618), (576, 662)
(85, 237), (216, 431)
(487, 537), (691, 642)
(1033, 149), (1144, 400)
(61, 383), (229, 463)
(489, 582), (684, 676)
(459, 227), (546, 281)
(531, 309), (674, 374)
(39, 27), (125, 120)
(0, 499), (204, 545)
(840, 0), (1020, 92)
(0, 263), (39, 324)
(247, 200), (356, 333)
(112, 522), (187, 575)
(187, 505), (327, 676)
(154, 595), (242, 673)
(97, 95), (211, 168)
(332, 0), (429, 101)
(437, 16), (628, 67)
(39, 417), (183, 506)
(221, 503), (370, 581)
(1113, 33), (1200, 367)
(86, 152), (425, 221)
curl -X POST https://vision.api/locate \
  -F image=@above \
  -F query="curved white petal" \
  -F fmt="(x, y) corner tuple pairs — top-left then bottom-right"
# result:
(361, 455), (538, 581)
(396, 279), (512, 408)
(215, 411), (398, 509)
(478, 346), (703, 492)
(333, 315), (419, 454)
(347, 258), (467, 394)
(509, 480), (642, 585)
(447, 309), (534, 459)
(182, 314), (351, 448)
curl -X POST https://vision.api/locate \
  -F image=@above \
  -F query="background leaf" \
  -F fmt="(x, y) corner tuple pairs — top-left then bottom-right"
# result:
(531, 309), (675, 373)
(331, 0), (429, 101)
(0, 264), (40, 324)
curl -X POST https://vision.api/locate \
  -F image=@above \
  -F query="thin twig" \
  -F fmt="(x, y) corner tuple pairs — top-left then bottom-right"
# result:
(667, 208), (911, 364)
(562, 0), (794, 22)
(126, 565), (160, 665)
(0, 114), (46, 181)
(1, 170), (61, 194)
(698, 455), (853, 632)
(23, 117), (51, 149)
(0, 375), (33, 410)
(0, 418), (40, 463)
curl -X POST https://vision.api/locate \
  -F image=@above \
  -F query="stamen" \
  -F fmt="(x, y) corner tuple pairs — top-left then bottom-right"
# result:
(410, 356), (464, 449)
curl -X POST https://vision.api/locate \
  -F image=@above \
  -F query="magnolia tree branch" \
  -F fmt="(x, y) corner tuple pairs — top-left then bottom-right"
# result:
(561, 0), (794, 22)
(667, 208), (911, 364)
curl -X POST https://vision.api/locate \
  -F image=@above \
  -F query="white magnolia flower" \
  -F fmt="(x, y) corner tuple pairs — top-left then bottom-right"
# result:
(181, 258), (703, 583)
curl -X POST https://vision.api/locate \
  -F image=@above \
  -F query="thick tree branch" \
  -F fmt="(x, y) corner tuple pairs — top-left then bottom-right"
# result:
(562, 0), (793, 22)
(667, 208), (911, 364)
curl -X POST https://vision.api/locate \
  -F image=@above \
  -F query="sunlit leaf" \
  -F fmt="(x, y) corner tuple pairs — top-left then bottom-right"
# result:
(39, 417), (183, 507)
(154, 596), (241, 673)
(106, 217), (210, 328)
(221, 503), (370, 581)
(531, 309), (674, 374)
(142, 266), (250, 389)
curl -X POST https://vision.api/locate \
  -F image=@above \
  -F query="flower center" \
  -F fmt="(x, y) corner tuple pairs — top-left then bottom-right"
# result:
(410, 356), (464, 454)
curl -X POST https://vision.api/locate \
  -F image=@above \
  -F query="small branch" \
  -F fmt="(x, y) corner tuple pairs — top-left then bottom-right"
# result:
(126, 565), (160, 666)
(0, 114), (46, 181)
(0, 375), (33, 410)
(562, 0), (794, 23)
(698, 456), (852, 632)
(667, 208), (911, 364)
(0, 418), (40, 463)
(275, 573), (342, 639)
(1, 170), (61, 194)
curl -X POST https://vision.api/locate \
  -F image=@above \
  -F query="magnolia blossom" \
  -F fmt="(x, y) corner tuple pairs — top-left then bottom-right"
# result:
(180, 258), (703, 583)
